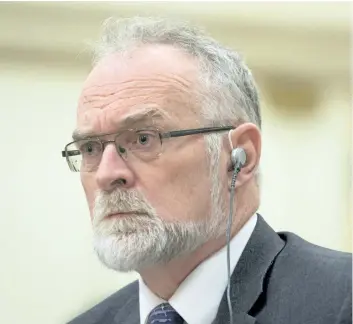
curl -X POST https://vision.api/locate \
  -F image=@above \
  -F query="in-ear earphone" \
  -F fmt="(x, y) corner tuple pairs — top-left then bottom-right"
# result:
(231, 148), (246, 171)
(228, 129), (247, 171)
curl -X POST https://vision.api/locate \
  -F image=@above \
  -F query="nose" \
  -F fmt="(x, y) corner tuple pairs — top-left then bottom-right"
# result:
(95, 144), (135, 192)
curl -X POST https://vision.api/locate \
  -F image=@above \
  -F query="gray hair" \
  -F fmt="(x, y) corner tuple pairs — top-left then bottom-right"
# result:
(91, 16), (261, 180)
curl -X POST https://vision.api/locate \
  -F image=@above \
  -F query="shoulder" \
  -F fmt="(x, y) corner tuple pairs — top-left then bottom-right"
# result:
(267, 231), (352, 321)
(67, 280), (139, 324)
(278, 231), (352, 281)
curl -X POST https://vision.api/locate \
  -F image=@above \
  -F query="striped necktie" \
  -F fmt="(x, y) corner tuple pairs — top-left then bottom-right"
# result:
(147, 302), (184, 324)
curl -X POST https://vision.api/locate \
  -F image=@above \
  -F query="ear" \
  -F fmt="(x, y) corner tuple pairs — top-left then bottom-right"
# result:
(228, 123), (261, 186)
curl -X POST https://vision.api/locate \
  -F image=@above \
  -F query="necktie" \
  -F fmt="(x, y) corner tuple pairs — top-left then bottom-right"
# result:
(147, 302), (184, 324)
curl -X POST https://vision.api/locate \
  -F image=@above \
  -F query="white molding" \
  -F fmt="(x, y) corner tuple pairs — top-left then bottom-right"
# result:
(0, 2), (349, 80)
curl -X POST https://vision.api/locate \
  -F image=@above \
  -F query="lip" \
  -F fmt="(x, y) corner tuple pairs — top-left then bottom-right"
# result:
(105, 211), (142, 219)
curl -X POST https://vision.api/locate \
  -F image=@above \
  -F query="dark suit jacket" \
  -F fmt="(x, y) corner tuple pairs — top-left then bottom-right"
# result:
(68, 215), (352, 324)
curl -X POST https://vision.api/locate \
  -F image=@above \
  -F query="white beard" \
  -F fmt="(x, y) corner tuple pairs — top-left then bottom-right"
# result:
(92, 179), (228, 272)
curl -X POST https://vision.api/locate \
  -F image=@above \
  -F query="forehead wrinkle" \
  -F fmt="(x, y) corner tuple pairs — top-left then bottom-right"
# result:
(78, 86), (199, 134)
(80, 74), (194, 109)
(73, 106), (172, 141)
(83, 73), (193, 94)
(76, 58), (202, 137)
(119, 105), (172, 127)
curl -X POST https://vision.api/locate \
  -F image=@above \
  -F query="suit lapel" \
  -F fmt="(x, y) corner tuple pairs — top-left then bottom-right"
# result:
(213, 215), (285, 324)
(114, 294), (140, 324)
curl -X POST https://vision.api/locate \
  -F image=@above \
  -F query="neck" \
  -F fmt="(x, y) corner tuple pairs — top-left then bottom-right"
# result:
(139, 183), (259, 300)
(139, 237), (223, 300)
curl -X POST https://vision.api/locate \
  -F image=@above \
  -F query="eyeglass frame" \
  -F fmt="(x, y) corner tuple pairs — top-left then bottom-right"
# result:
(61, 125), (234, 172)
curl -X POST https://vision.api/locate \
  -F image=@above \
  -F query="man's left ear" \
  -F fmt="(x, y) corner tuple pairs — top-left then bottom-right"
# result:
(228, 123), (261, 186)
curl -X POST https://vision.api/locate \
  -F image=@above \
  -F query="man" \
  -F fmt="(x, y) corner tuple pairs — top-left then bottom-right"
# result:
(64, 17), (352, 324)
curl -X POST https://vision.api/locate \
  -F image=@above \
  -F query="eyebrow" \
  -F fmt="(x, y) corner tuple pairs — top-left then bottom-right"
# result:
(71, 107), (171, 141)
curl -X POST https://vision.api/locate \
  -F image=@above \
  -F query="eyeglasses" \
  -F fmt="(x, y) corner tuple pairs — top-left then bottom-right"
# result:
(61, 126), (233, 172)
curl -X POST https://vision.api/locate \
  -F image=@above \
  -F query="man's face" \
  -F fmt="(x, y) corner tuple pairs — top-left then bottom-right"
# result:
(76, 45), (229, 271)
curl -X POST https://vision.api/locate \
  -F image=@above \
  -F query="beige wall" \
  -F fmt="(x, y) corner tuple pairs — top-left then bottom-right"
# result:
(0, 3), (351, 324)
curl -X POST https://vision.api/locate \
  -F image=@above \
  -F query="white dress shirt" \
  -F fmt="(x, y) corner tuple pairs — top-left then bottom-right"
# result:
(139, 213), (257, 324)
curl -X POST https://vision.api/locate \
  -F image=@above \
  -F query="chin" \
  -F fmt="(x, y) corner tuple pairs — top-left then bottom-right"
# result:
(92, 232), (169, 272)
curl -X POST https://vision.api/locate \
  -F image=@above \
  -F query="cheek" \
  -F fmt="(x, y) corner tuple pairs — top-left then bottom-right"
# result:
(141, 144), (213, 222)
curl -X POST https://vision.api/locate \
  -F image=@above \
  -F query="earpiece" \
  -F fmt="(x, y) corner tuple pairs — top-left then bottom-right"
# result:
(231, 148), (246, 171)
(228, 130), (246, 171)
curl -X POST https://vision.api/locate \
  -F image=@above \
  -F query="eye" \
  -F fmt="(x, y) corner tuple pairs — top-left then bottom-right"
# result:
(129, 130), (159, 151)
(138, 134), (150, 145)
(79, 141), (102, 156)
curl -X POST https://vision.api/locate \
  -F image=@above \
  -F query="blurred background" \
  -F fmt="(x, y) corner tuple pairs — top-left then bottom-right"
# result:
(0, 2), (351, 323)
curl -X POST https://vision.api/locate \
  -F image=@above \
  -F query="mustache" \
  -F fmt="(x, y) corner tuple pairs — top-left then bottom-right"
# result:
(92, 189), (155, 224)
